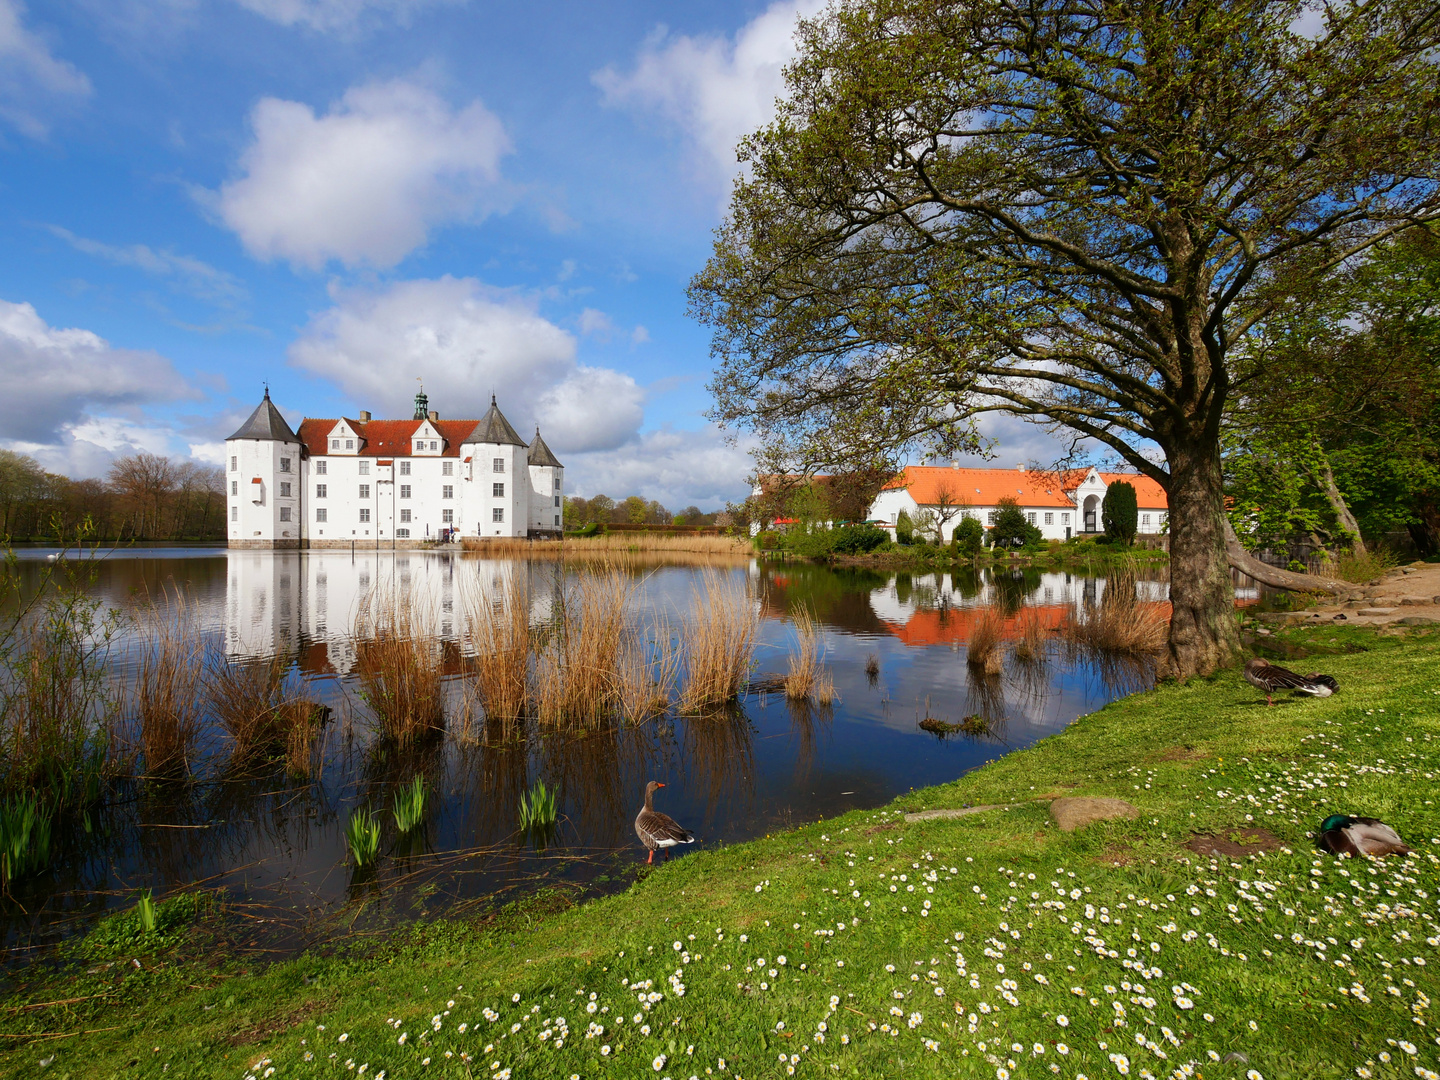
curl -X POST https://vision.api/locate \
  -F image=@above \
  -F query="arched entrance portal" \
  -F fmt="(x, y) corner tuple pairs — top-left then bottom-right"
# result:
(1083, 494), (1099, 533)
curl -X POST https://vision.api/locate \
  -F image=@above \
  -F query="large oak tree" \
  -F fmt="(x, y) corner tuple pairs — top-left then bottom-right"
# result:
(690, 0), (1440, 676)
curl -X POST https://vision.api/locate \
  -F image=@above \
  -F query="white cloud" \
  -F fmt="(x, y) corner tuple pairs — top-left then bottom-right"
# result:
(288, 276), (645, 454)
(0, 299), (196, 446)
(566, 425), (756, 511)
(577, 307), (614, 337)
(630, 325), (650, 346)
(230, 0), (459, 32)
(594, 0), (824, 188)
(214, 79), (510, 270)
(0, 0), (91, 137)
(46, 225), (248, 308)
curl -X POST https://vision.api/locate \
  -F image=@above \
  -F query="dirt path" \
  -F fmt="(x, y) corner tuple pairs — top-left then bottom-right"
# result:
(1262, 560), (1440, 628)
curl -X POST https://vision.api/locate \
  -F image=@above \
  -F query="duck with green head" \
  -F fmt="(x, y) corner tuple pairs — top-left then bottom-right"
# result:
(1316, 814), (1411, 857)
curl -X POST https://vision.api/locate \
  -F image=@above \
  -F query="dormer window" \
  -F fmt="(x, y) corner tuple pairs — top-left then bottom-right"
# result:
(430, 440), (438, 451)
(345, 439), (354, 450)
(331, 439), (340, 450)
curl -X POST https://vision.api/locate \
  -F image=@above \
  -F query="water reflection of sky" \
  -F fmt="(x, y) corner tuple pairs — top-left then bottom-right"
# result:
(2, 549), (1177, 962)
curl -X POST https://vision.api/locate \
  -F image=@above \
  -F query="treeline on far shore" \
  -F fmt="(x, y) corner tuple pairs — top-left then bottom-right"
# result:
(0, 449), (226, 542)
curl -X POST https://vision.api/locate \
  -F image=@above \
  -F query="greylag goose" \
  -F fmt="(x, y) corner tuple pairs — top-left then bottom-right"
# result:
(634, 781), (695, 863)
(1317, 814), (1411, 857)
(1243, 657), (1338, 706)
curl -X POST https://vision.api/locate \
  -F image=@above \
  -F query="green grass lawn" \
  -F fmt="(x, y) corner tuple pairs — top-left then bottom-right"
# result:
(4, 624), (1439, 1080)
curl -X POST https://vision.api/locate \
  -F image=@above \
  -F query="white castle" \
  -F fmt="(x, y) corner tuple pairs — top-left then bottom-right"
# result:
(224, 388), (564, 548)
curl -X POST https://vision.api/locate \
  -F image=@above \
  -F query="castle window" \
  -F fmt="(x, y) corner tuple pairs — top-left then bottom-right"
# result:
(430, 441), (438, 451)
(359, 484), (371, 499)
(359, 508), (370, 523)
(442, 461), (453, 476)
(230, 507), (237, 522)
(553, 495), (560, 507)
(492, 508), (504, 522)
(492, 482), (504, 498)
(316, 508), (327, 523)
(315, 460), (327, 474)
(443, 485), (454, 499)
(399, 461), (410, 476)
(279, 507), (291, 522)
(345, 439), (353, 450)
(1044, 513), (1053, 525)
(442, 509), (454, 524)
(554, 515), (560, 527)
(493, 457), (504, 473)
(358, 460), (369, 475)
(553, 478), (560, 490)
(316, 484), (327, 498)
(230, 456), (237, 472)
(280, 457), (291, 473)
(400, 485), (411, 499)
(331, 439), (340, 450)
(231, 481), (238, 496)
(397, 528), (410, 538)
(400, 509), (411, 523)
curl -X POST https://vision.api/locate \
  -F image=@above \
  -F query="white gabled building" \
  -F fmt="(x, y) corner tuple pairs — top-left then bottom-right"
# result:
(866, 464), (1169, 544)
(224, 389), (565, 549)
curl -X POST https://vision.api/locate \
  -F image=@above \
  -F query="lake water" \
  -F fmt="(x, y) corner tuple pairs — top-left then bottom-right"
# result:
(0, 546), (1183, 965)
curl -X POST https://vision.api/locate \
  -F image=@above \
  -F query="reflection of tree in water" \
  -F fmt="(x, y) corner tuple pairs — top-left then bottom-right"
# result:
(949, 567), (983, 600)
(755, 563), (890, 634)
(964, 666), (1009, 735)
(537, 721), (662, 850)
(988, 566), (1043, 615)
(895, 573), (912, 605)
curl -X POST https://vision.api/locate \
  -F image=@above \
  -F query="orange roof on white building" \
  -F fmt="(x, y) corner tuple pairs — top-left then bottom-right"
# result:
(883, 465), (1168, 510)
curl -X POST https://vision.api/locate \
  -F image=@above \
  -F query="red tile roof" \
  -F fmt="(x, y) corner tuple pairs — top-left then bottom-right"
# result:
(296, 418), (483, 459)
(882, 466), (1074, 507)
(883, 466), (1169, 510)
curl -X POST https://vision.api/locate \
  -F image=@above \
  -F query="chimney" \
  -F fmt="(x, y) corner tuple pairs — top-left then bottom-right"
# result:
(951, 459), (959, 469)
(358, 410), (371, 422)
(1016, 463), (1026, 472)
(429, 410), (439, 422)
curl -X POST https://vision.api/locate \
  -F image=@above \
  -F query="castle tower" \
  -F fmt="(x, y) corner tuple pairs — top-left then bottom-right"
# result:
(462, 395), (528, 538)
(526, 428), (564, 536)
(225, 389), (303, 548)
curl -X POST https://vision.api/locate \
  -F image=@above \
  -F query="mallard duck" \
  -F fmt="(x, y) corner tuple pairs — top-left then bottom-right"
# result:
(1317, 814), (1411, 857)
(634, 781), (695, 864)
(1243, 657), (1339, 705)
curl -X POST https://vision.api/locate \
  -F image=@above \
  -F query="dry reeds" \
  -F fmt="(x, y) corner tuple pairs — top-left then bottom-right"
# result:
(679, 571), (758, 712)
(618, 620), (680, 723)
(463, 574), (533, 734)
(782, 608), (836, 704)
(1012, 609), (1049, 665)
(535, 571), (631, 726)
(354, 587), (446, 746)
(965, 606), (1005, 675)
(204, 651), (325, 774)
(133, 596), (202, 777)
(1061, 566), (1168, 657)
(464, 533), (750, 561)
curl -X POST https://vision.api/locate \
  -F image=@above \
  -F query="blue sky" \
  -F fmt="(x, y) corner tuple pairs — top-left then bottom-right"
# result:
(0, 0), (1087, 510)
(0, 0), (854, 508)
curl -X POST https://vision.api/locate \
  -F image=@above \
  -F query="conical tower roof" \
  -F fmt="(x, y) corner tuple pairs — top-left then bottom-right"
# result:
(227, 390), (298, 442)
(466, 395), (526, 447)
(528, 428), (563, 468)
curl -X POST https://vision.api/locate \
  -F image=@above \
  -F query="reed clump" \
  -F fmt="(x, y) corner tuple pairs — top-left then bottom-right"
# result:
(535, 571), (631, 726)
(354, 587), (446, 746)
(463, 574), (532, 732)
(464, 533), (750, 560)
(132, 596), (202, 778)
(518, 779), (558, 832)
(205, 653), (325, 773)
(679, 571), (758, 711)
(0, 795), (52, 889)
(782, 608), (835, 704)
(1012, 610), (1049, 665)
(617, 620), (680, 723)
(966, 606), (1005, 675)
(391, 775), (427, 833)
(345, 807), (380, 868)
(1061, 567), (1168, 657)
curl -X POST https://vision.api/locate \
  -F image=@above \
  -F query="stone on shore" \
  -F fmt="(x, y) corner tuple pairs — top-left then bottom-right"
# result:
(1049, 796), (1139, 832)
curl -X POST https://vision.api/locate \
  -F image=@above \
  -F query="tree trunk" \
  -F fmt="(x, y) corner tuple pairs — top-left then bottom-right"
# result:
(1304, 452), (1366, 556)
(1162, 439), (1241, 679)
(1222, 519), (1359, 596)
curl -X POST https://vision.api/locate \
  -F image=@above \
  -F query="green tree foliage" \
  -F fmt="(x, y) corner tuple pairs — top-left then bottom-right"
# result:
(1102, 482), (1139, 547)
(987, 497), (1043, 550)
(690, 0), (1440, 675)
(894, 509), (915, 546)
(1225, 227), (1440, 556)
(952, 516), (984, 557)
